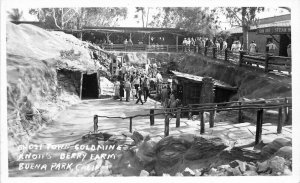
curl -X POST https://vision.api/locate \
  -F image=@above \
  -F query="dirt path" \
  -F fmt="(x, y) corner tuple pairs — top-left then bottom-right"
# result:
(9, 98), (292, 177)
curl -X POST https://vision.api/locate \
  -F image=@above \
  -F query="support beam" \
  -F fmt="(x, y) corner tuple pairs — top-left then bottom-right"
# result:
(150, 109), (154, 126)
(200, 111), (204, 134)
(164, 114), (169, 137)
(277, 107), (283, 133)
(176, 108), (181, 127)
(93, 115), (98, 133)
(129, 117), (133, 133)
(255, 109), (263, 145)
(176, 35), (178, 52)
(80, 72), (83, 99)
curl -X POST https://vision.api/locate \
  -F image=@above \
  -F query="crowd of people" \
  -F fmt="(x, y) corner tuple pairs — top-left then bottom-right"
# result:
(182, 37), (228, 53)
(113, 62), (163, 105)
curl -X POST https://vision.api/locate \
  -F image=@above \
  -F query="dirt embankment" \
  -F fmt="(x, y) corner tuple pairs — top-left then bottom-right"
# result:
(6, 22), (111, 163)
(110, 51), (291, 100)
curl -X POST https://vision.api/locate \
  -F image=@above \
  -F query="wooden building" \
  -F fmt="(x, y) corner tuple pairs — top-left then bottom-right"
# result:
(226, 14), (291, 56)
(170, 71), (237, 106)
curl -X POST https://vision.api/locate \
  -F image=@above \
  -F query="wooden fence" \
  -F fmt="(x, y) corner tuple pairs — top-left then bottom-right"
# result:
(99, 44), (291, 75)
(93, 97), (291, 145)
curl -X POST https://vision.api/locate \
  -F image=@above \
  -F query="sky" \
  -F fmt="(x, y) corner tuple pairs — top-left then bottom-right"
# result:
(8, 7), (290, 30)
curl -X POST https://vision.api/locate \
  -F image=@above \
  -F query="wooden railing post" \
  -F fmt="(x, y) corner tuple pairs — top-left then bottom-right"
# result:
(150, 109), (154, 126)
(255, 109), (263, 145)
(209, 105), (216, 128)
(225, 49), (228, 61)
(176, 108), (181, 128)
(238, 101), (243, 123)
(129, 117), (133, 133)
(239, 51), (246, 66)
(164, 114), (169, 137)
(277, 107), (283, 134)
(94, 115), (98, 133)
(265, 53), (270, 73)
(200, 111), (205, 134)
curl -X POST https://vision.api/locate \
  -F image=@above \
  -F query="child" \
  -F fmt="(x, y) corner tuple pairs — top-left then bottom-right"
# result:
(136, 87), (144, 105)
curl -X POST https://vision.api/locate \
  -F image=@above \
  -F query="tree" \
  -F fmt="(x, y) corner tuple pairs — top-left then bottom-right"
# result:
(222, 7), (264, 50)
(134, 7), (150, 28)
(29, 7), (127, 30)
(7, 8), (23, 21)
(149, 7), (220, 36)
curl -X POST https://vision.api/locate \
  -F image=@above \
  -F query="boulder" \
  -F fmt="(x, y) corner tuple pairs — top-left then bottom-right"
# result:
(243, 171), (258, 176)
(273, 146), (292, 160)
(182, 167), (195, 176)
(268, 156), (286, 175)
(261, 138), (292, 159)
(184, 136), (228, 160)
(175, 172), (184, 176)
(131, 131), (144, 144)
(139, 170), (149, 176)
(257, 161), (269, 173)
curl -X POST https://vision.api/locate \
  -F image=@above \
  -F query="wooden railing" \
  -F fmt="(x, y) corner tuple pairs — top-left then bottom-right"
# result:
(93, 97), (291, 145)
(97, 44), (291, 75)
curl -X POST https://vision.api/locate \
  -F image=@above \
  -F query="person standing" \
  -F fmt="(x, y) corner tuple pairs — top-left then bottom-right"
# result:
(133, 76), (140, 98)
(182, 38), (187, 52)
(267, 41), (277, 55)
(124, 79), (131, 102)
(119, 81), (125, 101)
(143, 77), (150, 102)
(222, 40), (227, 51)
(249, 41), (257, 53)
(215, 40), (220, 52)
(136, 87), (144, 105)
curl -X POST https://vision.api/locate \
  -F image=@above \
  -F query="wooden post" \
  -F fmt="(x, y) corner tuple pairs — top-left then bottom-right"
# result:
(225, 49), (228, 61)
(209, 105), (216, 128)
(148, 34), (151, 46)
(176, 108), (181, 128)
(284, 98), (289, 124)
(176, 35), (178, 52)
(277, 107), (283, 134)
(200, 111), (205, 134)
(212, 47), (216, 59)
(164, 114), (169, 137)
(150, 109), (154, 126)
(265, 53), (270, 73)
(239, 51), (245, 67)
(129, 117), (133, 133)
(255, 109), (263, 145)
(80, 72), (83, 99)
(93, 115), (98, 133)
(238, 101), (243, 123)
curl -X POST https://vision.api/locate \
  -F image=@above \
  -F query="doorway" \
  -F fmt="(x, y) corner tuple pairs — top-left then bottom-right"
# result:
(81, 73), (99, 99)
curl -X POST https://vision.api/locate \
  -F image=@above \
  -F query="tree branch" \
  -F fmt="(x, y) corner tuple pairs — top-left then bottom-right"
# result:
(52, 8), (62, 29)
(226, 8), (242, 26)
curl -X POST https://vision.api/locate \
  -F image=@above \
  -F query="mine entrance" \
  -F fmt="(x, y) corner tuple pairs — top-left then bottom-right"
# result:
(81, 73), (99, 99)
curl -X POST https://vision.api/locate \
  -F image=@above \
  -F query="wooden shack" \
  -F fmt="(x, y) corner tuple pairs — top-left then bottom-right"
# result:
(170, 71), (237, 106)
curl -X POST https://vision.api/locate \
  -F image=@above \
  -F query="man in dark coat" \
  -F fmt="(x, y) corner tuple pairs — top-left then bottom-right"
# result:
(136, 87), (144, 105)
(119, 81), (125, 101)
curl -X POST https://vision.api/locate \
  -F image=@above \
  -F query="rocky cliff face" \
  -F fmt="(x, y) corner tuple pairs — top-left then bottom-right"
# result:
(6, 22), (111, 163)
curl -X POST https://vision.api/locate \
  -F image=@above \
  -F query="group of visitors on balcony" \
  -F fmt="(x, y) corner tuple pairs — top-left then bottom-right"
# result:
(182, 37), (228, 53)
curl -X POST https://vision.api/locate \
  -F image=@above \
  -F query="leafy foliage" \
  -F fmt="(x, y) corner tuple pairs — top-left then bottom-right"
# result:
(149, 7), (219, 36)
(7, 8), (23, 21)
(29, 8), (128, 30)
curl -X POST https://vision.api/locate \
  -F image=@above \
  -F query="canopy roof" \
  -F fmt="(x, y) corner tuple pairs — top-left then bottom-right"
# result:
(82, 26), (188, 36)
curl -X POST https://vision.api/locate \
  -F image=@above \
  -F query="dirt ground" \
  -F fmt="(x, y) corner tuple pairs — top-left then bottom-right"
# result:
(9, 98), (291, 177)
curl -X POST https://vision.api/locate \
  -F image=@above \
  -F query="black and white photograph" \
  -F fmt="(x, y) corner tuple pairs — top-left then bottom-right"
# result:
(0, 0), (299, 182)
